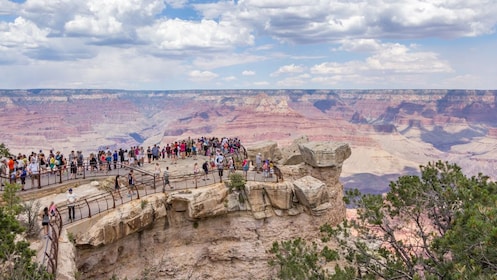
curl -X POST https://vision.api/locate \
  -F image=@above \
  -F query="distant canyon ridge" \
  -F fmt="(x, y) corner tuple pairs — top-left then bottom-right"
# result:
(1, 89), (496, 193)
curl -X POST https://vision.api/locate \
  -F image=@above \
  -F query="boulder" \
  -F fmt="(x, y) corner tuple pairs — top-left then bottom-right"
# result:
(246, 141), (282, 163)
(245, 181), (294, 220)
(75, 194), (167, 246)
(298, 142), (351, 168)
(168, 184), (229, 219)
(293, 176), (329, 211)
(279, 135), (309, 165)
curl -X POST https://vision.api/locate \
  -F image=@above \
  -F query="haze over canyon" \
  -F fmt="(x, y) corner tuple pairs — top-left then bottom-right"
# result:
(1, 89), (496, 193)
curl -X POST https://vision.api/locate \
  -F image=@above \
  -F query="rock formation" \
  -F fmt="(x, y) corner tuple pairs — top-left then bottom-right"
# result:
(59, 141), (351, 280)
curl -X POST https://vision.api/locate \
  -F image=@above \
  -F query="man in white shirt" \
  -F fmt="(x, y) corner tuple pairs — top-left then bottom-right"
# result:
(67, 188), (77, 221)
(27, 159), (40, 189)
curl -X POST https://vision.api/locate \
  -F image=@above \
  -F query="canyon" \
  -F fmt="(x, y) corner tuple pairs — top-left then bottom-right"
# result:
(1, 89), (496, 193)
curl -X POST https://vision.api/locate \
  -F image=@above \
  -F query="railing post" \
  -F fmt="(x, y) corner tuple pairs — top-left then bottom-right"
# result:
(84, 198), (91, 218)
(109, 191), (116, 208)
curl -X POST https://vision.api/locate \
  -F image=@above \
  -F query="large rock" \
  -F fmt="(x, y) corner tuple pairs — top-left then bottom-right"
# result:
(246, 141), (282, 163)
(299, 142), (351, 168)
(74, 193), (168, 247)
(245, 181), (295, 219)
(168, 184), (229, 219)
(293, 176), (330, 214)
(279, 135), (309, 165)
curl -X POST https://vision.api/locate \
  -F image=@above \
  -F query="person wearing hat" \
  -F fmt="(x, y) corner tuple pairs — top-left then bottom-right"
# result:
(66, 188), (77, 221)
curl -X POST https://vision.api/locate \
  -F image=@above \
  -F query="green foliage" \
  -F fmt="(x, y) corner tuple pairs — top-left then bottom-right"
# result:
(270, 161), (497, 279)
(21, 199), (41, 238)
(0, 142), (11, 158)
(140, 199), (149, 210)
(2, 182), (23, 215)
(0, 207), (53, 279)
(325, 160), (497, 279)
(228, 173), (246, 192)
(269, 238), (327, 280)
(67, 231), (76, 244)
(193, 220), (199, 229)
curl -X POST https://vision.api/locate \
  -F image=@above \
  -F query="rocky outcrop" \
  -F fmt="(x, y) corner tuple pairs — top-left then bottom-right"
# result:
(245, 141), (282, 163)
(64, 140), (351, 280)
(279, 135), (309, 165)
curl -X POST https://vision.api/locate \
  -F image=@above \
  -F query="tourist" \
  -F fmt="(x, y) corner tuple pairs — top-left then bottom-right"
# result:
(163, 166), (171, 189)
(127, 170), (135, 197)
(27, 158), (40, 189)
(242, 158), (249, 179)
(202, 161), (209, 181)
(77, 151), (84, 175)
(216, 153), (224, 182)
(228, 157), (235, 175)
(113, 150), (118, 170)
(67, 188), (77, 221)
(256, 153), (262, 173)
(49, 201), (57, 220)
(41, 206), (50, 237)
(147, 146), (152, 164)
(70, 158), (77, 179)
(18, 168), (27, 191)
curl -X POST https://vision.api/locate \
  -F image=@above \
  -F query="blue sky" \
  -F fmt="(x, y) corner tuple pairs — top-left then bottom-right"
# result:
(0, 0), (496, 90)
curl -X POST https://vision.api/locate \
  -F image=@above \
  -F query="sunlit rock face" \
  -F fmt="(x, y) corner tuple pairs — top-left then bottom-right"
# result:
(64, 141), (350, 280)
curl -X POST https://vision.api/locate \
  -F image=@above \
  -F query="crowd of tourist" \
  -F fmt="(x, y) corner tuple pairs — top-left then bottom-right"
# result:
(0, 136), (247, 189)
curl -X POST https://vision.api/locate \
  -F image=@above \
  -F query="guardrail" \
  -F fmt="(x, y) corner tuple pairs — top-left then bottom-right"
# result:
(40, 209), (62, 276)
(8, 157), (283, 278)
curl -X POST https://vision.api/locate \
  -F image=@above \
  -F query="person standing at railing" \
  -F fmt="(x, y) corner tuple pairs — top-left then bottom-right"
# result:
(67, 188), (77, 221)
(77, 151), (84, 175)
(202, 161), (209, 181)
(27, 158), (41, 189)
(242, 158), (250, 180)
(163, 167), (171, 189)
(216, 153), (225, 183)
(113, 150), (119, 170)
(127, 170), (136, 197)
(49, 201), (57, 221)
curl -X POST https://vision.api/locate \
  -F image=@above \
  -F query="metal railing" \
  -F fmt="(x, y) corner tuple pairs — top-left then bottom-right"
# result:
(6, 159), (283, 278)
(40, 209), (62, 276)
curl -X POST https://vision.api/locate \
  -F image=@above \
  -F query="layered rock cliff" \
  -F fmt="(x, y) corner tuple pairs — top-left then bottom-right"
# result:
(1, 89), (496, 193)
(59, 142), (351, 280)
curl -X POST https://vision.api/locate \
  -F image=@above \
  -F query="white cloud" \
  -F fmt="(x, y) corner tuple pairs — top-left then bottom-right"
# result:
(139, 18), (254, 52)
(224, 76), (237, 81)
(312, 42), (452, 77)
(271, 64), (305, 76)
(242, 70), (255, 76)
(0, 17), (49, 48)
(0, 0), (18, 14)
(189, 70), (218, 82)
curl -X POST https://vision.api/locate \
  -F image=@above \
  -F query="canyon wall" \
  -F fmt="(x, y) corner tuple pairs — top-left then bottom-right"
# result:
(1, 89), (496, 193)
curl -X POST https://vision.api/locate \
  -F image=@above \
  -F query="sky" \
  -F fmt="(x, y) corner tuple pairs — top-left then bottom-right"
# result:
(0, 0), (496, 90)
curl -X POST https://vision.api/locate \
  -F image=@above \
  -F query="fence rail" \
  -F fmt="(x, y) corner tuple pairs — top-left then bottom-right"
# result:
(3, 156), (282, 279)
